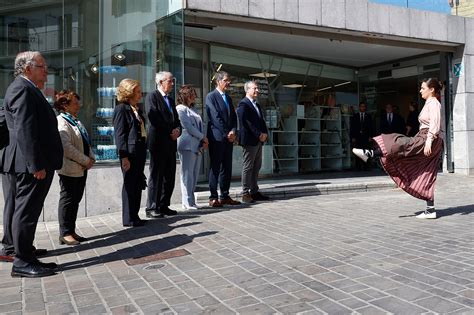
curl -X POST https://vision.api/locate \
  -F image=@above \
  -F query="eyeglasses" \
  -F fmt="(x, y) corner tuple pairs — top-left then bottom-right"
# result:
(33, 64), (48, 70)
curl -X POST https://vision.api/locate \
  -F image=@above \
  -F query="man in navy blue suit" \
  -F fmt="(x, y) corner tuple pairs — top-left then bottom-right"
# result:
(205, 71), (241, 207)
(236, 81), (269, 203)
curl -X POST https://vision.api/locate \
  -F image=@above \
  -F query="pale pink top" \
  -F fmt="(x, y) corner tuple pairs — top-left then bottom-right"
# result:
(419, 96), (444, 143)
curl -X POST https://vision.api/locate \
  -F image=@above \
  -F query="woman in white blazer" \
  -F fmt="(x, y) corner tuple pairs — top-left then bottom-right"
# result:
(55, 90), (95, 245)
(176, 85), (208, 210)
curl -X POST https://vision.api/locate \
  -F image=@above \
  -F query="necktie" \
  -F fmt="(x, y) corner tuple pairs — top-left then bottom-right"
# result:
(360, 112), (364, 123)
(388, 113), (392, 124)
(163, 95), (172, 112)
(222, 94), (230, 117)
(252, 100), (261, 117)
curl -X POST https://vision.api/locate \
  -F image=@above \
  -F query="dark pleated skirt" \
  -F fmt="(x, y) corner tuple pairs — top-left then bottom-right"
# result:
(372, 129), (443, 201)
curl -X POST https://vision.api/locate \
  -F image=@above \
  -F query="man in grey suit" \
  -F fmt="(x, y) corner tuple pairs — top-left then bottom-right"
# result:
(236, 81), (269, 203)
(3, 51), (63, 277)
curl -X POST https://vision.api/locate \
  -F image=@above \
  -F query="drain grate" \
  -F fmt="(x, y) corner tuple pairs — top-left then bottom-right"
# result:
(143, 263), (165, 270)
(126, 248), (191, 266)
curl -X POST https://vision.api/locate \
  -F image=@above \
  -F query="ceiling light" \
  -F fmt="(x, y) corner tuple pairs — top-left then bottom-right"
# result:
(113, 46), (126, 61)
(334, 81), (352, 87)
(90, 64), (99, 74)
(230, 83), (245, 87)
(317, 86), (332, 92)
(250, 72), (277, 78)
(283, 84), (306, 88)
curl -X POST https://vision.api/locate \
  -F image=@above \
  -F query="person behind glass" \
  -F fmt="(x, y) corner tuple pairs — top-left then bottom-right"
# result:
(237, 81), (269, 203)
(406, 101), (420, 137)
(176, 85), (208, 210)
(3, 51), (63, 277)
(350, 102), (373, 170)
(145, 71), (181, 218)
(206, 71), (241, 207)
(380, 103), (405, 135)
(113, 79), (148, 227)
(54, 90), (95, 245)
(353, 78), (444, 219)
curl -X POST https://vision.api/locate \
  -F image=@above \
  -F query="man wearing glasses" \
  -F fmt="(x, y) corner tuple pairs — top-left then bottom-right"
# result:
(2, 51), (63, 277)
(205, 71), (241, 207)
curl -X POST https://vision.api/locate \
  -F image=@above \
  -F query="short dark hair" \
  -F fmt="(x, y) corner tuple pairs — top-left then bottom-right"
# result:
(215, 71), (229, 83)
(54, 90), (80, 112)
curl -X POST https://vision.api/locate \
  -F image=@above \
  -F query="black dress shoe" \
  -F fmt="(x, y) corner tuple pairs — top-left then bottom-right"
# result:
(72, 233), (88, 242)
(160, 207), (178, 216)
(146, 210), (162, 218)
(123, 220), (146, 227)
(11, 264), (56, 278)
(251, 192), (270, 201)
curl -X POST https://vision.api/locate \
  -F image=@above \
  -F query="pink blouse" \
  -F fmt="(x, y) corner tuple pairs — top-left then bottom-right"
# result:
(418, 96), (444, 143)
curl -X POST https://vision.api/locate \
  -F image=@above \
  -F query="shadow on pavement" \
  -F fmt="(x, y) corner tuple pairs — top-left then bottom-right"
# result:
(399, 204), (474, 218)
(59, 231), (217, 271)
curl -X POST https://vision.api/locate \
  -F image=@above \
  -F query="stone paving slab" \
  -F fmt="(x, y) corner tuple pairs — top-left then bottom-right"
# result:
(0, 173), (472, 314)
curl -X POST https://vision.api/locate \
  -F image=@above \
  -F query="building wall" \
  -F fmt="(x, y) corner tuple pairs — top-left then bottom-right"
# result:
(453, 0), (474, 17)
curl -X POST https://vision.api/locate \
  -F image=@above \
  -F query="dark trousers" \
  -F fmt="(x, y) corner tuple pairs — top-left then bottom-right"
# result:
(13, 170), (54, 267)
(208, 140), (233, 199)
(58, 173), (87, 237)
(241, 143), (262, 195)
(147, 149), (176, 211)
(122, 143), (146, 224)
(1, 173), (16, 255)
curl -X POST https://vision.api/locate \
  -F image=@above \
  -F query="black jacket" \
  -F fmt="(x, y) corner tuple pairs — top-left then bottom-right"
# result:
(145, 90), (181, 153)
(113, 102), (147, 158)
(237, 97), (268, 146)
(380, 112), (405, 135)
(3, 76), (63, 173)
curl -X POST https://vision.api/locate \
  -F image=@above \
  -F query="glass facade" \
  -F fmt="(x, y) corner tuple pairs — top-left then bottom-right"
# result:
(0, 0), (184, 161)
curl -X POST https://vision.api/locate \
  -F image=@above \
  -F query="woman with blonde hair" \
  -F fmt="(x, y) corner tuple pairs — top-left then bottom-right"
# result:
(113, 79), (147, 227)
(55, 90), (95, 245)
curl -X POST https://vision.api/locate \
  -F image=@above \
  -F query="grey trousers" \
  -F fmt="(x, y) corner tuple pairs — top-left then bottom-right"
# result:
(179, 150), (202, 207)
(241, 143), (262, 195)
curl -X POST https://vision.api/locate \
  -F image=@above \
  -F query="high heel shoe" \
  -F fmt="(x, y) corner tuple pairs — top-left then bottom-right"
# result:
(71, 233), (87, 242)
(59, 236), (79, 245)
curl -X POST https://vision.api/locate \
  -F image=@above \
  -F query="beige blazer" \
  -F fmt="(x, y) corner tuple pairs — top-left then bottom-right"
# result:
(56, 114), (95, 177)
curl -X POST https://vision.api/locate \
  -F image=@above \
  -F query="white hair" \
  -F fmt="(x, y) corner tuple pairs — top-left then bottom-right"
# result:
(155, 71), (173, 86)
(14, 51), (42, 77)
(244, 80), (257, 93)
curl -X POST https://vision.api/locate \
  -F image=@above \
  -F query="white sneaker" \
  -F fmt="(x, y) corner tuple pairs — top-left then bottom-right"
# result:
(182, 205), (198, 210)
(416, 210), (437, 219)
(352, 148), (369, 163)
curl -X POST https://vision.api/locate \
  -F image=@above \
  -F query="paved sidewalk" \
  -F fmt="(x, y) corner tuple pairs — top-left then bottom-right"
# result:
(0, 173), (473, 314)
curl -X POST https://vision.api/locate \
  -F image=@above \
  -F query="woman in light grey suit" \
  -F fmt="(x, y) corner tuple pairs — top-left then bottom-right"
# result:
(176, 85), (208, 210)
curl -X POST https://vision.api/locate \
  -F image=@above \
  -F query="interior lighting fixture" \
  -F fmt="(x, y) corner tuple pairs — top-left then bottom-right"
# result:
(89, 56), (99, 74)
(283, 84), (306, 88)
(250, 72), (277, 78)
(316, 86), (332, 92)
(230, 82), (245, 87)
(334, 81), (351, 87)
(211, 64), (223, 81)
(113, 45), (126, 61)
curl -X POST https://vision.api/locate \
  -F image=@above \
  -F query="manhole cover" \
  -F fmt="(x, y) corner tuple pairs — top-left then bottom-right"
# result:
(144, 264), (165, 270)
(126, 249), (191, 266)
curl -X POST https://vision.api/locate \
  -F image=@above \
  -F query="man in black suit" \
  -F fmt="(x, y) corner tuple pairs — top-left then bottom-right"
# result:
(145, 71), (181, 217)
(3, 51), (63, 277)
(236, 81), (269, 203)
(380, 103), (405, 135)
(350, 102), (374, 170)
(206, 71), (240, 207)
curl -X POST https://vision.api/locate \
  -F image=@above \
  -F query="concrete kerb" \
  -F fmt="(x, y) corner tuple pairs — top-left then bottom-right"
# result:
(194, 179), (397, 203)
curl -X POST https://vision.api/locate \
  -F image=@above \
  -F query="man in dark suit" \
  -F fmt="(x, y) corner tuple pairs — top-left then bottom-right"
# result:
(145, 71), (181, 217)
(350, 102), (374, 170)
(380, 103), (405, 135)
(3, 51), (63, 277)
(206, 71), (240, 207)
(236, 81), (269, 203)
